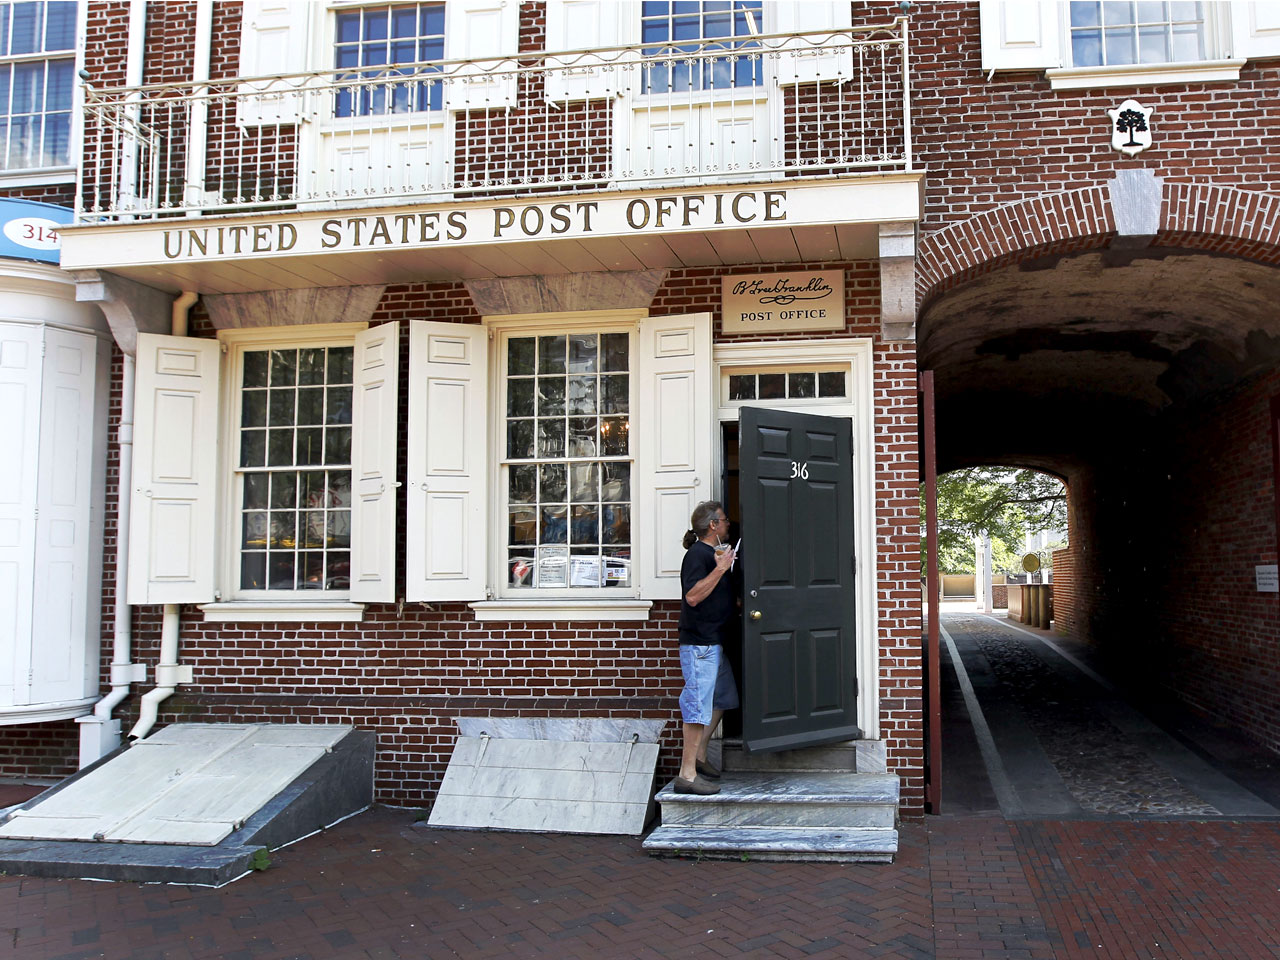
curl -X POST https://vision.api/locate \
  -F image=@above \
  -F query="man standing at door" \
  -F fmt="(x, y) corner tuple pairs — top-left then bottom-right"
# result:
(676, 501), (739, 795)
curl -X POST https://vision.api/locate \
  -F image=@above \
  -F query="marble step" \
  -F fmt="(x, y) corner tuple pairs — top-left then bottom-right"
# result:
(643, 824), (898, 863)
(654, 772), (899, 829)
(720, 740), (885, 773)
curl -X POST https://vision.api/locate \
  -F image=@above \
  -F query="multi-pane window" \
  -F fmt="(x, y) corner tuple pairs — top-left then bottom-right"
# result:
(640, 0), (764, 94)
(0, 1), (75, 171)
(504, 333), (632, 591)
(728, 368), (847, 402)
(334, 2), (445, 117)
(1069, 2), (1205, 67)
(238, 346), (353, 593)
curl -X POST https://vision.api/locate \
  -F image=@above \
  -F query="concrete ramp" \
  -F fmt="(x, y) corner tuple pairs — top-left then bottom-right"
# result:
(0, 723), (374, 885)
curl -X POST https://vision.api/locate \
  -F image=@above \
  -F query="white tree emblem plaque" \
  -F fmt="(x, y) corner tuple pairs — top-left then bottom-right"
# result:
(1108, 99), (1154, 156)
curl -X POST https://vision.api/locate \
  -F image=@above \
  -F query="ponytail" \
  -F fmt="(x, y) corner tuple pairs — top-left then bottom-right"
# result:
(682, 528), (698, 550)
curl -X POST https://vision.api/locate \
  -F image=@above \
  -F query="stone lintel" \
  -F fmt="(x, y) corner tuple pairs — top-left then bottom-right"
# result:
(465, 270), (669, 317)
(203, 285), (387, 330)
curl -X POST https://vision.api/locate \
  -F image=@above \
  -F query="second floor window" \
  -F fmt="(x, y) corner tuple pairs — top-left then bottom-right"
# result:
(334, 2), (445, 117)
(0, 0), (75, 171)
(640, 0), (764, 95)
(1069, 1), (1205, 67)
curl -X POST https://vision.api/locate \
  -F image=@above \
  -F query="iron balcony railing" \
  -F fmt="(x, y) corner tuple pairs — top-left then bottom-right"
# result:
(78, 19), (911, 223)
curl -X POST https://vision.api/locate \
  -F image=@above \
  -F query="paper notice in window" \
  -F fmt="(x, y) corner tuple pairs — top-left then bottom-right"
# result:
(570, 556), (601, 587)
(537, 546), (568, 588)
(605, 556), (630, 585)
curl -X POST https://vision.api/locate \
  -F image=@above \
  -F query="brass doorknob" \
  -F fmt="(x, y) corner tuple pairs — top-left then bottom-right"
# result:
(749, 610), (762, 621)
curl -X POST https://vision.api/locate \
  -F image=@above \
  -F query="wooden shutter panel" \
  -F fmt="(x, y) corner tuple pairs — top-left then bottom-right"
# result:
(30, 327), (102, 704)
(0, 323), (44, 705)
(350, 322), (401, 603)
(636, 313), (713, 600)
(774, 1), (855, 86)
(128, 334), (220, 605)
(237, 0), (310, 127)
(1231, 3), (1280, 59)
(979, 1), (1062, 71)
(444, 0), (521, 110)
(406, 321), (488, 602)
(545, 0), (624, 101)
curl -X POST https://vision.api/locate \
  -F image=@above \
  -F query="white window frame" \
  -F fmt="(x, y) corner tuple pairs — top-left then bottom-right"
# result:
(483, 311), (643, 608)
(202, 322), (368, 623)
(0, 0), (83, 186)
(980, 1), (1256, 89)
(1048, 0), (1242, 88)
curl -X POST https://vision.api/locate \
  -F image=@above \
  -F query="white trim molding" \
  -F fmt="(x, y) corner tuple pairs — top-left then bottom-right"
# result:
(1046, 58), (1246, 90)
(198, 601), (365, 623)
(469, 600), (653, 622)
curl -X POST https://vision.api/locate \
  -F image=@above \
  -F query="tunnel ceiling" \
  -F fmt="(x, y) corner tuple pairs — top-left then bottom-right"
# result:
(919, 247), (1280, 473)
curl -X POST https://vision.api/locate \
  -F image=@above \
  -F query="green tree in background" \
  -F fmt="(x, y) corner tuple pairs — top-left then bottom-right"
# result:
(928, 467), (1067, 575)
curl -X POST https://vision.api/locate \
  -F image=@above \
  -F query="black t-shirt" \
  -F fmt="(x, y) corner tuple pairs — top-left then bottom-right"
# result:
(678, 540), (734, 644)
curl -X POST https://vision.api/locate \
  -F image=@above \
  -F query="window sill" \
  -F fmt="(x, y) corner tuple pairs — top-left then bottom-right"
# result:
(469, 599), (653, 622)
(198, 601), (365, 623)
(0, 166), (74, 188)
(1046, 59), (1246, 90)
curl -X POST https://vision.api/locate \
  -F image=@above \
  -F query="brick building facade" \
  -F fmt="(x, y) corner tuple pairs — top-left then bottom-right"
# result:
(2, 1), (1280, 824)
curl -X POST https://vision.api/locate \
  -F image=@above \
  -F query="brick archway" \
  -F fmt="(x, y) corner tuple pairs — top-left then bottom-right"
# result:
(916, 180), (1280, 313)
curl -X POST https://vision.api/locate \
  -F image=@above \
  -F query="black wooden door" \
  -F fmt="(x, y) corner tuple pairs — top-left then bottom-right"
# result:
(739, 406), (859, 753)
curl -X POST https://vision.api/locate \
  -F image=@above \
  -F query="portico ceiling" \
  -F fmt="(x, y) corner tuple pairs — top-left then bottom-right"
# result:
(920, 248), (1280, 471)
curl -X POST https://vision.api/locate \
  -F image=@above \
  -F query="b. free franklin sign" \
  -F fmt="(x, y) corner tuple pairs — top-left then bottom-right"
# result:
(721, 269), (845, 334)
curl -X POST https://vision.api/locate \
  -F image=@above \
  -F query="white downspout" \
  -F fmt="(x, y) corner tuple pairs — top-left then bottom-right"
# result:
(128, 290), (199, 742)
(78, 1), (149, 766)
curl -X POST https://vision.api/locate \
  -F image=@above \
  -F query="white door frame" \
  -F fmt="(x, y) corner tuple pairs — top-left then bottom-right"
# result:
(712, 337), (879, 739)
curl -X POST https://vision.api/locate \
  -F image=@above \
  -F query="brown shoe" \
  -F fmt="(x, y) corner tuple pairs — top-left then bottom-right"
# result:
(695, 759), (721, 780)
(674, 775), (720, 795)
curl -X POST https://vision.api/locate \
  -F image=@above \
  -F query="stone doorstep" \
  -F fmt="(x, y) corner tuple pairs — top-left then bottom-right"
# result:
(645, 772), (901, 862)
(719, 739), (888, 774)
(642, 824), (899, 863)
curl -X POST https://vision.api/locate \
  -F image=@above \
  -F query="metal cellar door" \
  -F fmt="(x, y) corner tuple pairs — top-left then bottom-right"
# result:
(739, 405), (859, 753)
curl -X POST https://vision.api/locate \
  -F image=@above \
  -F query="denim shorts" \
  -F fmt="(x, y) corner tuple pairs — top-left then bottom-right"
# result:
(678, 643), (740, 725)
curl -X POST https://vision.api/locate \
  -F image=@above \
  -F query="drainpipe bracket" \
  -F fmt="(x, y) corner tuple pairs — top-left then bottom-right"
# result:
(111, 663), (147, 685)
(155, 664), (193, 686)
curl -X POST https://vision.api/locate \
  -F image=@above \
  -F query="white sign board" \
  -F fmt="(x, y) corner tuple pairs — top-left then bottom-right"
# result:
(1256, 564), (1278, 593)
(720, 269), (845, 334)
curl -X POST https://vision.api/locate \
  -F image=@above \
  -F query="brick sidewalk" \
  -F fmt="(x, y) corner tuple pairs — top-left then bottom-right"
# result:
(4, 807), (1280, 959)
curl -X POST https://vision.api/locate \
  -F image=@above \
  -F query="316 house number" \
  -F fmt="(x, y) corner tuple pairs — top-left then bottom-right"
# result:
(790, 460), (809, 480)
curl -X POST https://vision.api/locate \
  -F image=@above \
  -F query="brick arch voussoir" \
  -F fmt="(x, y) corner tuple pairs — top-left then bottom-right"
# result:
(1156, 182), (1280, 268)
(916, 182), (1280, 315)
(916, 186), (1115, 313)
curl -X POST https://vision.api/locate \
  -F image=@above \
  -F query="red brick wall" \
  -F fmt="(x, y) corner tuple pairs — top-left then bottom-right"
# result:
(71, 265), (924, 814)
(1051, 546), (1076, 638)
(0, 721), (78, 781)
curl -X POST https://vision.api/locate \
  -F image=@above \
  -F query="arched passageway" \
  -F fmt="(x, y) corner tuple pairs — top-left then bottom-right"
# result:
(919, 180), (1280, 794)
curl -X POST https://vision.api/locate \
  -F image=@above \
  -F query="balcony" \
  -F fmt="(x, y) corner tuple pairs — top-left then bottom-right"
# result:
(78, 20), (912, 224)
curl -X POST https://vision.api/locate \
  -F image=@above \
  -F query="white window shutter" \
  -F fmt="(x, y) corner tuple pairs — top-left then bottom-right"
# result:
(636, 313), (713, 600)
(1231, 3), (1280, 59)
(979, 1), (1062, 71)
(350, 322), (401, 604)
(444, 0), (521, 110)
(0, 323), (44, 705)
(405, 321), (488, 602)
(775, 1), (855, 85)
(128, 334), (221, 606)
(30, 327), (101, 704)
(545, 0), (623, 101)
(237, 0), (310, 127)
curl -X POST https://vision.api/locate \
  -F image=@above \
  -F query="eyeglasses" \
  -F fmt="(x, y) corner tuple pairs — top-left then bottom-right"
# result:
(712, 516), (728, 525)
